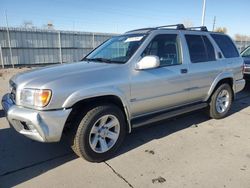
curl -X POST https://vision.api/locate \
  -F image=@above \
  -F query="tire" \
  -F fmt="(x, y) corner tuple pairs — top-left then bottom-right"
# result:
(71, 104), (126, 162)
(208, 83), (233, 119)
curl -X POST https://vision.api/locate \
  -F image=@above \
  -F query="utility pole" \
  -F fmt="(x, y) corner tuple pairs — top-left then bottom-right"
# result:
(212, 16), (216, 31)
(201, 0), (207, 26)
(5, 10), (14, 68)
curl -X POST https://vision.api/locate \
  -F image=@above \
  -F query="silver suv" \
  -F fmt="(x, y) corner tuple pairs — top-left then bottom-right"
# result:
(2, 24), (245, 162)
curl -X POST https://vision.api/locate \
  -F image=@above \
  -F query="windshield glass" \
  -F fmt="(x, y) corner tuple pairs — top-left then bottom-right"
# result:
(84, 34), (147, 64)
(241, 46), (250, 57)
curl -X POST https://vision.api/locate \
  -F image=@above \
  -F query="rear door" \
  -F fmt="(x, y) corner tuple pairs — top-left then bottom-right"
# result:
(180, 32), (223, 102)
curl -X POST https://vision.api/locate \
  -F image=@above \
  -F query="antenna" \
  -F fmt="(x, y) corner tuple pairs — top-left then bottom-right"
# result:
(212, 16), (216, 31)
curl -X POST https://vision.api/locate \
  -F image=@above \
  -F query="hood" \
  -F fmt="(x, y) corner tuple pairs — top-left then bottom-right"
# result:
(11, 61), (119, 88)
(243, 57), (250, 65)
(10, 61), (129, 110)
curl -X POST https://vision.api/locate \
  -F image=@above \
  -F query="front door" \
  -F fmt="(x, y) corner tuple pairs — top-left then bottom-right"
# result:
(130, 33), (191, 117)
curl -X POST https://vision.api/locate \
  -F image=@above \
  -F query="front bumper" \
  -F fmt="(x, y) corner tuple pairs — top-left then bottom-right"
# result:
(1, 93), (72, 142)
(244, 65), (250, 80)
(244, 72), (250, 81)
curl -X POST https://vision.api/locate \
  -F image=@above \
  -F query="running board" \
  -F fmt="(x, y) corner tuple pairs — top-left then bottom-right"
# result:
(131, 103), (208, 128)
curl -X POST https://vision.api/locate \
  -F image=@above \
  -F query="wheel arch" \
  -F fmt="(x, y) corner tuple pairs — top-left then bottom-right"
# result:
(206, 74), (234, 102)
(64, 95), (132, 133)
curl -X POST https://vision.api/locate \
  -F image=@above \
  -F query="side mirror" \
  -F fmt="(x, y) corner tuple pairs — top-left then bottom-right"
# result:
(135, 55), (160, 70)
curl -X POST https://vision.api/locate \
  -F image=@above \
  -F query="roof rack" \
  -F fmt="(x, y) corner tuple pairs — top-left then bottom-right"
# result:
(155, 24), (186, 30)
(125, 27), (155, 33)
(126, 24), (186, 33)
(186, 26), (208, 32)
(126, 24), (209, 34)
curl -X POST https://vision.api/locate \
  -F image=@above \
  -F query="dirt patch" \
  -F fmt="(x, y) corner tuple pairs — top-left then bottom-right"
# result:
(145, 149), (155, 155)
(191, 124), (199, 128)
(152, 176), (166, 184)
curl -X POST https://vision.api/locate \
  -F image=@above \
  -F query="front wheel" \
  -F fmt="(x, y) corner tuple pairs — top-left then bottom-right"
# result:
(71, 104), (126, 162)
(208, 83), (233, 119)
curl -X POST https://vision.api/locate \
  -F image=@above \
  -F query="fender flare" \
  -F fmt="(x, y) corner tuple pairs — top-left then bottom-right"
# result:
(62, 87), (132, 133)
(205, 72), (234, 101)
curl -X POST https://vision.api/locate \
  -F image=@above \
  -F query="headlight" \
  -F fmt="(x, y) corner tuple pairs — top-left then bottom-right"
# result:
(20, 89), (52, 107)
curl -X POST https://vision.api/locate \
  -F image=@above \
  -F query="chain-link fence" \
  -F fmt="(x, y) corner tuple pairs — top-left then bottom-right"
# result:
(0, 27), (117, 68)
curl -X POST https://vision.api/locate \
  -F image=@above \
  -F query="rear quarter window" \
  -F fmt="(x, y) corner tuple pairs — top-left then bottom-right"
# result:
(185, 35), (216, 63)
(211, 34), (239, 58)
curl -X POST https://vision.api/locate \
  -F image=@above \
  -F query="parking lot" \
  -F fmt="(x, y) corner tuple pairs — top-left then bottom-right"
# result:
(0, 68), (250, 188)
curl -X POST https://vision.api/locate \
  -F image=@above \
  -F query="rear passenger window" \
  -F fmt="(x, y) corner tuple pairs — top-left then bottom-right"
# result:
(185, 35), (216, 63)
(142, 34), (181, 66)
(211, 34), (239, 58)
(203, 36), (216, 61)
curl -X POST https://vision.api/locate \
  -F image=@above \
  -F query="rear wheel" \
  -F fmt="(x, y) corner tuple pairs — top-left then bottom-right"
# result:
(208, 83), (233, 119)
(71, 104), (126, 162)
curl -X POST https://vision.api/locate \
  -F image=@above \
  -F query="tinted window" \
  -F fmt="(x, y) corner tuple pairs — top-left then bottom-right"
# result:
(203, 36), (216, 61)
(211, 34), (239, 58)
(185, 35), (215, 63)
(142, 34), (181, 66)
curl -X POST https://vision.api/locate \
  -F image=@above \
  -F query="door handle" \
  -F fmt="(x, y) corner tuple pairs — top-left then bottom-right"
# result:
(180, 69), (188, 74)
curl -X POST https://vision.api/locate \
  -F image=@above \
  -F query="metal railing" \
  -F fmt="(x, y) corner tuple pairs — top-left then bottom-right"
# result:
(0, 27), (117, 68)
(1, 26), (249, 68)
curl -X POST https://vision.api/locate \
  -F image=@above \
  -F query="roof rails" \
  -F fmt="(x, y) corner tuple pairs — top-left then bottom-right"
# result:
(126, 24), (185, 33)
(125, 27), (155, 33)
(186, 26), (208, 31)
(126, 24), (208, 33)
(155, 24), (185, 30)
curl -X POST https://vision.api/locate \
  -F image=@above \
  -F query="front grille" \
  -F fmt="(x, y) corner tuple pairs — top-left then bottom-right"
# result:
(9, 80), (16, 103)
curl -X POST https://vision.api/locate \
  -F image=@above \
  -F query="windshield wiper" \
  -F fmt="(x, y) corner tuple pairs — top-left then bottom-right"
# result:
(83, 58), (124, 64)
(85, 58), (111, 63)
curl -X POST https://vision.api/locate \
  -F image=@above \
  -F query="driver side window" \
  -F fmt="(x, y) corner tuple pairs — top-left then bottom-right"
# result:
(142, 34), (181, 66)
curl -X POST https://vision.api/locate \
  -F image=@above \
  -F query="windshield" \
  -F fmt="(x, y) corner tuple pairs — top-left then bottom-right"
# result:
(241, 46), (250, 57)
(84, 34), (147, 64)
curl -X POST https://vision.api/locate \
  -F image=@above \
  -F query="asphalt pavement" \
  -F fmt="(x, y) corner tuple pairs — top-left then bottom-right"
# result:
(0, 69), (250, 188)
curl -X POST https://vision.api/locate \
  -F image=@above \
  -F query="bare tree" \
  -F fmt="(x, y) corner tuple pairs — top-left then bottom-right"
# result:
(235, 34), (250, 41)
(214, 27), (227, 34)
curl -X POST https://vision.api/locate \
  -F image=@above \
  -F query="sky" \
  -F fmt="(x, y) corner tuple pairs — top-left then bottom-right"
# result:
(0, 0), (249, 37)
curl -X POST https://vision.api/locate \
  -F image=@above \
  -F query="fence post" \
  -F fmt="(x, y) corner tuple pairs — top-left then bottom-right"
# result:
(58, 31), (63, 64)
(92, 33), (95, 49)
(0, 45), (4, 69)
(5, 12), (14, 68)
(240, 38), (243, 52)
